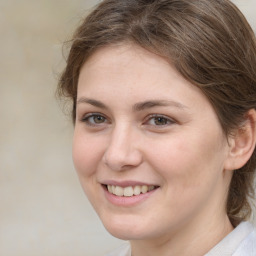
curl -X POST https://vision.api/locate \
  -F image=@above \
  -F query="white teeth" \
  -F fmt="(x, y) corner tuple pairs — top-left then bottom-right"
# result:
(107, 185), (112, 193)
(134, 185), (141, 195)
(141, 185), (148, 194)
(124, 186), (133, 197)
(115, 186), (124, 196)
(111, 185), (115, 194)
(107, 185), (156, 197)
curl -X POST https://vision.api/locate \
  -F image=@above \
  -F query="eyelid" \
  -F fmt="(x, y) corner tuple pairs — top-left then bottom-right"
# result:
(78, 112), (176, 129)
(80, 112), (109, 126)
(144, 114), (176, 126)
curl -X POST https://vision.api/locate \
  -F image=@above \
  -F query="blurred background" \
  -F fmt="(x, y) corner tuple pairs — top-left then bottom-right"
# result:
(0, 0), (255, 255)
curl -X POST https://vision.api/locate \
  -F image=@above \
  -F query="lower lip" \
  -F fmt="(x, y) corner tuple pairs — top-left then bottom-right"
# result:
(103, 186), (158, 206)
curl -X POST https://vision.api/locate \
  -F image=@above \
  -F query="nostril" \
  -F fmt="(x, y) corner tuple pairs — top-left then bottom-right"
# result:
(103, 149), (143, 172)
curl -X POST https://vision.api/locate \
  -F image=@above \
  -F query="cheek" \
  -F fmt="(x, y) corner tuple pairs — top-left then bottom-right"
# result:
(147, 132), (226, 188)
(72, 131), (104, 177)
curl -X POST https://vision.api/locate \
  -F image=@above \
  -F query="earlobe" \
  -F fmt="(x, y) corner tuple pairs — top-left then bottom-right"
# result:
(224, 109), (256, 171)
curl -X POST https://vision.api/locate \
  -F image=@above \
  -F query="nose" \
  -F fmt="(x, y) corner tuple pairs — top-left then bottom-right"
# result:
(103, 125), (143, 171)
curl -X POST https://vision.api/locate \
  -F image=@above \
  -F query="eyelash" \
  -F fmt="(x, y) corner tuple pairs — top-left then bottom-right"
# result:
(81, 113), (108, 127)
(80, 113), (176, 128)
(144, 114), (176, 127)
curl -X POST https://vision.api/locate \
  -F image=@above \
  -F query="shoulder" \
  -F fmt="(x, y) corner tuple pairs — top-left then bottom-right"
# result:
(104, 243), (131, 256)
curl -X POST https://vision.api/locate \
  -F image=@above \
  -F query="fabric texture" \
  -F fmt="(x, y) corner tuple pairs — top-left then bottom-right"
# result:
(104, 221), (255, 256)
(205, 221), (255, 256)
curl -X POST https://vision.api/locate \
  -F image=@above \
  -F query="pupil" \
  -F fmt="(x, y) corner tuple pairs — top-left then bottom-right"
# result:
(155, 117), (166, 125)
(94, 116), (104, 123)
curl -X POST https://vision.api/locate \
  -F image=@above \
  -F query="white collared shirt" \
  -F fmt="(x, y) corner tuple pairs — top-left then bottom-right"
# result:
(206, 221), (255, 256)
(104, 221), (255, 256)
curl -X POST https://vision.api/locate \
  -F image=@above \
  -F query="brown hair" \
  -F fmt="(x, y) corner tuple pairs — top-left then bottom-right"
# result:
(58, 0), (256, 227)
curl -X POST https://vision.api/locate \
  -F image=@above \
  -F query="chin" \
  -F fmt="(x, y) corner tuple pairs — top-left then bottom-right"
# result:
(100, 214), (153, 240)
(106, 226), (150, 241)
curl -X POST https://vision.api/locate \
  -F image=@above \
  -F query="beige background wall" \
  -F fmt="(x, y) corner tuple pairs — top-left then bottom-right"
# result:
(0, 1), (255, 256)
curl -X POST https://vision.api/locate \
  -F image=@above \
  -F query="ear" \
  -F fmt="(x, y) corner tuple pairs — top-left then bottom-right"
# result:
(224, 109), (256, 171)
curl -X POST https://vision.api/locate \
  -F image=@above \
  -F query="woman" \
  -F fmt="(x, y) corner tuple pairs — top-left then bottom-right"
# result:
(58, 0), (256, 255)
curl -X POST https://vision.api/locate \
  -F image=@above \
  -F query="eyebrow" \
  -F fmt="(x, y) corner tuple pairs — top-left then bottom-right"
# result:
(77, 97), (187, 111)
(77, 98), (109, 110)
(132, 100), (187, 111)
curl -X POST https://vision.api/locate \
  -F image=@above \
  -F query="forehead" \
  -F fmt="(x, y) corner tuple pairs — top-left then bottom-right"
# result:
(78, 44), (192, 94)
(78, 44), (209, 106)
(77, 44), (214, 112)
(81, 44), (171, 75)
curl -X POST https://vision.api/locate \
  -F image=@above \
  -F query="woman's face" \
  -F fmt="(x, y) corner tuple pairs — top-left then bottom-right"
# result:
(73, 44), (232, 241)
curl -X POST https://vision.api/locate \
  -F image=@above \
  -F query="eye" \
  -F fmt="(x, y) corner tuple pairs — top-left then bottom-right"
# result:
(145, 114), (175, 126)
(81, 113), (108, 126)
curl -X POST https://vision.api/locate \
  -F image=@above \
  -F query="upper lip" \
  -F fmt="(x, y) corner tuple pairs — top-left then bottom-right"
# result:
(101, 180), (159, 187)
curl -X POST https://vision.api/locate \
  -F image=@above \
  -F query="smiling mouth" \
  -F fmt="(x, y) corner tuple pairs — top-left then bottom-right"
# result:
(104, 184), (158, 197)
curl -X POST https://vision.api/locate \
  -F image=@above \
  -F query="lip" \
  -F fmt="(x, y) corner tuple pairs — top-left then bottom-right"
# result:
(101, 182), (159, 207)
(101, 180), (158, 187)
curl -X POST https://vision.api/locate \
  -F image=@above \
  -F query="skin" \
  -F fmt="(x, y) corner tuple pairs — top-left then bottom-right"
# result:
(73, 44), (236, 256)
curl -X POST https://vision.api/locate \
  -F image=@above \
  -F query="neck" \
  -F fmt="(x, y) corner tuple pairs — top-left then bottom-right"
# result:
(130, 214), (233, 256)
